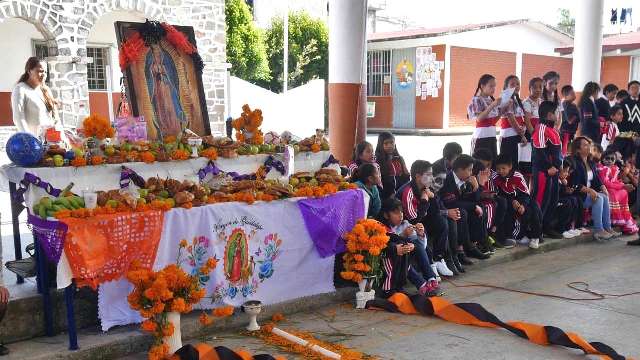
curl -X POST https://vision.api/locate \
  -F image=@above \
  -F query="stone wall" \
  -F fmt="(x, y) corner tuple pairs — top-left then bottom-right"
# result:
(0, 0), (226, 132)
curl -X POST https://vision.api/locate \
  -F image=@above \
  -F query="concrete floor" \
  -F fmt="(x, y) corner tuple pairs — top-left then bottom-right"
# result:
(120, 239), (640, 360)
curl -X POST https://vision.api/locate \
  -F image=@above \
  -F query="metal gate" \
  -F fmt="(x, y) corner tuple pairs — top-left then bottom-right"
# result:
(391, 48), (416, 129)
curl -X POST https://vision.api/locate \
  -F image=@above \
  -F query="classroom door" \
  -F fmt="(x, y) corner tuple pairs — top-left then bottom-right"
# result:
(391, 48), (416, 129)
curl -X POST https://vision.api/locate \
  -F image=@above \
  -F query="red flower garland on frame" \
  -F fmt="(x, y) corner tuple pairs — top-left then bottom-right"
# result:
(118, 22), (202, 71)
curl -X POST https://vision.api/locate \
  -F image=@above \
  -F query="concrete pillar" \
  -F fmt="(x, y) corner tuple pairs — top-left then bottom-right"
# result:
(328, 0), (368, 164)
(571, 0), (604, 89)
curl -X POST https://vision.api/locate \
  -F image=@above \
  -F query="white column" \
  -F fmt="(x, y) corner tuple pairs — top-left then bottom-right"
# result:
(571, 0), (604, 89)
(515, 52), (523, 81)
(328, 0), (368, 163)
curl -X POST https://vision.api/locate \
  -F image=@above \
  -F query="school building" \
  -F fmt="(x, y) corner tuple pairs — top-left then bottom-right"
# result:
(366, 19), (640, 130)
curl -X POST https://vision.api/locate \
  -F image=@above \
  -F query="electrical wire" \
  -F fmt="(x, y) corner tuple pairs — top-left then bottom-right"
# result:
(444, 278), (640, 301)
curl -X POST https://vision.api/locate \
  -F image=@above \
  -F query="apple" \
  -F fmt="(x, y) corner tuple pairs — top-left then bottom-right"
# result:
(53, 155), (64, 167)
(289, 177), (300, 186)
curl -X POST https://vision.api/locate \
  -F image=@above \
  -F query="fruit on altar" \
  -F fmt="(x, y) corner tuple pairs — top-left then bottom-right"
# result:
(73, 148), (85, 158)
(53, 155), (64, 167)
(289, 177), (300, 186)
(321, 143), (330, 151)
(64, 150), (76, 160)
(249, 145), (260, 155)
(174, 191), (195, 205)
(205, 136), (240, 158)
(104, 145), (116, 156)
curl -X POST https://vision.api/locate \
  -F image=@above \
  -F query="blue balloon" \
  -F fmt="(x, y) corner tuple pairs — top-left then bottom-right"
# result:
(64, 150), (76, 160)
(6, 132), (44, 167)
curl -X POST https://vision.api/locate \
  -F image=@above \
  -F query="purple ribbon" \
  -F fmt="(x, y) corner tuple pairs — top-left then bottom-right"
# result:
(13, 172), (62, 205)
(197, 156), (286, 182)
(119, 166), (146, 189)
(297, 189), (364, 258)
(321, 154), (340, 168)
(27, 210), (68, 263)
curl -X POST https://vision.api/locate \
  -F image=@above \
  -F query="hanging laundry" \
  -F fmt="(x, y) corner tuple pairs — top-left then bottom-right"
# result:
(611, 8), (618, 24)
(628, 8), (633, 26)
(621, 7), (627, 24)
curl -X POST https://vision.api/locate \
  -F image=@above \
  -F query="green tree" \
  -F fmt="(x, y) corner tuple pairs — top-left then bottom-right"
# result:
(264, 11), (329, 93)
(225, 0), (271, 84)
(557, 8), (575, 36)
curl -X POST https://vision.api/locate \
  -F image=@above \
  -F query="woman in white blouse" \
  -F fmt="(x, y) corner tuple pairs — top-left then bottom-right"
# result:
(11, 57), (58, 135)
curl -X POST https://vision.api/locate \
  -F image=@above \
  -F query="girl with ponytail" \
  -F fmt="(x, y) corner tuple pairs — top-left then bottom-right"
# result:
(498, 75), (527, 168)
(542, 71), (562, 129)
(467, 74), (502, 160)
(11, 57), (58, 135)
(520, 77), (544, 178)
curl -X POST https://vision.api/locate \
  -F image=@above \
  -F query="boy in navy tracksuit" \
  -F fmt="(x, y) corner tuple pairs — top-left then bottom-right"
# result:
(493, 154), (543, 248)
(439, 154), (493, 257)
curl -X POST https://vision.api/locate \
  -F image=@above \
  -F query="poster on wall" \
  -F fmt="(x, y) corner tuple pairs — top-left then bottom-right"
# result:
(395, 59), (414, 89)
(115, 21), (211, 141)
(415, 46), (444, 100)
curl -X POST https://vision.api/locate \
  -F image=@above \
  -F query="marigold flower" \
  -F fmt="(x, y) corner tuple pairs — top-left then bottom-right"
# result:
(141, 319), (157, 332)
(206, 258), (218, 269)
(199, 312), (214, 325)
(213, 306), (234, 318)
(271, 313), (285, 322)
(161, 322), (174, 337)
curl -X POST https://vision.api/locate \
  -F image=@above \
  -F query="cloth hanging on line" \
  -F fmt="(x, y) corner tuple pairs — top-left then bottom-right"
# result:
(611, 8), (618, 24)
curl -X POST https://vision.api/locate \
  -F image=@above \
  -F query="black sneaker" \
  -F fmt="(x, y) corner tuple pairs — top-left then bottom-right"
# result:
(0, 344), (9, 356)
(466, 247), (490, 260)
(457, 252), (474, 265)
(451, 256), (466, 273)
(445, 259), (459, 276)
(627, 238), (640, 246)
(497, 238), (516, 249)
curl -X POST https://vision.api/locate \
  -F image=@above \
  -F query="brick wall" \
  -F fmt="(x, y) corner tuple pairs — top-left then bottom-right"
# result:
(415, 44), (445, 128)
(521, 54), (572, 98)
(367, 96), (392, 128)
(449, 46), (516, 127)
(601, 56), (631, 90)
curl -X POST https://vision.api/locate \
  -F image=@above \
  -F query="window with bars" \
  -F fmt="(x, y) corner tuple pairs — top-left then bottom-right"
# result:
(367, 50), (392, 96)
(33, 41), (49, 59)
(87, 46), (109, 91)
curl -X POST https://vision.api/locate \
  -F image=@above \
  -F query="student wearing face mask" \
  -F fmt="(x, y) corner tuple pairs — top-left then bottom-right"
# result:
(398, 160), (459, 278)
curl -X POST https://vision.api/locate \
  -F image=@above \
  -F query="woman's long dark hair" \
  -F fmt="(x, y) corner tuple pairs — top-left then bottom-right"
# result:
(542, 71), (560, 105)
(571, 136), (593, 158)
(579, 82), (601, 107)
(504, 75), (524, 112)
(375, 132), (400, 175)
(17, 56), (55, 114)
(352, 141), (373, 164)
(474, 74), (496, 100)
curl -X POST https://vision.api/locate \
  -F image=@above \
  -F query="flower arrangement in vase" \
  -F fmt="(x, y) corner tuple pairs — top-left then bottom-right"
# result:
(82, 114), (115, 156)
(232, 104), (264, 145)
(340, 219), (390, 308)
(126, 240), (232, 360)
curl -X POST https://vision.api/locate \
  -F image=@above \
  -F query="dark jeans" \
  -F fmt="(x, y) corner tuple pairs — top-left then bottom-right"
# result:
(408, 236), (438, 281)
(448, 208), (478, 252)
(420, 212), (450, 260)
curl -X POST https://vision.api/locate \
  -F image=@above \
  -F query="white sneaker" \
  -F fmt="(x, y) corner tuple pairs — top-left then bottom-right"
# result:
(528, 238), (540, 249)
(562, 230), (576, 239)
(518, 236), (530, 245)
(431, 264), (441, 282)
(569, 229), (582, 237)
(579, 227), (591, 234)
(435, 259), (454, 277)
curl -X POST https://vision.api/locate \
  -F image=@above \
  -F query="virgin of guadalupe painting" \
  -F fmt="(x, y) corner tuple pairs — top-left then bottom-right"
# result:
(115, 22), (210, 141)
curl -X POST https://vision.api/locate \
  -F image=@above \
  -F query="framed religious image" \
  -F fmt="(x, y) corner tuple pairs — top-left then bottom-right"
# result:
(115, 21), (210, 141)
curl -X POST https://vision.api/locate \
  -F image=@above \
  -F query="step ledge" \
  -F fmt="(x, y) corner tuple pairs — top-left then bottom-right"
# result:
(6, 233), (603, 359)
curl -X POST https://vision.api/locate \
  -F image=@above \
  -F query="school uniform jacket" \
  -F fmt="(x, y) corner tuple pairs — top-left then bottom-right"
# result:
(492, 170), (532, 205)
(381, 232), (409, 294)
(438, 172), (481, 212)
(532, 122), (562, 171)
(580, 98), (601, 143)
(398, 181), (447, 224)
(567, 155), (604, 201)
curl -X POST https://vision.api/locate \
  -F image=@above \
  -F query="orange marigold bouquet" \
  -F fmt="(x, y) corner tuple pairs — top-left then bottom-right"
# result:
(340, 219), (390, 286)
(82, 114), (115, 140)
(232, 104), (264, 145)
(127, 258), (212, 358)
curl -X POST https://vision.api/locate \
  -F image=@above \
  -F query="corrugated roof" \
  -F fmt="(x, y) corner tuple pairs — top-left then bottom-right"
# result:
(367, 19), (570, 42)
(555, 31), (640, 54)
